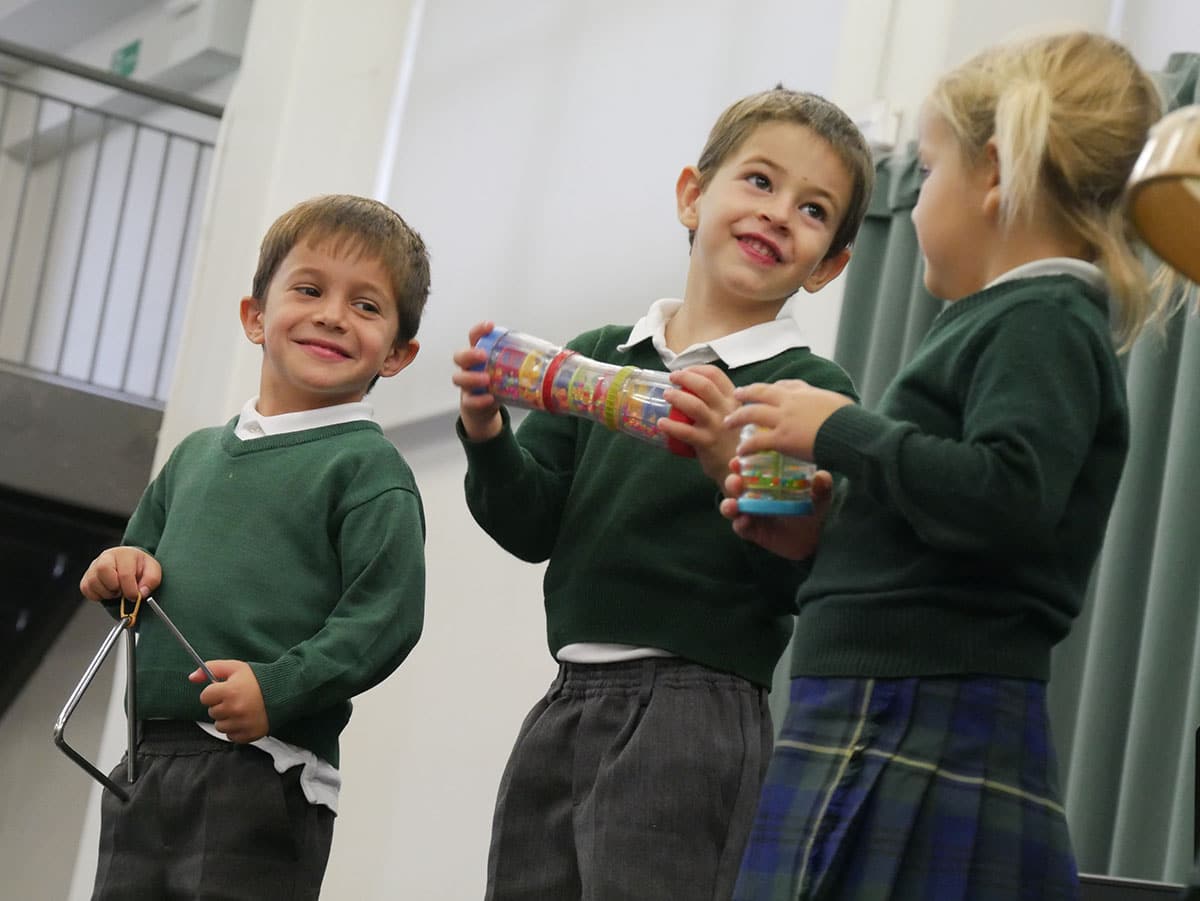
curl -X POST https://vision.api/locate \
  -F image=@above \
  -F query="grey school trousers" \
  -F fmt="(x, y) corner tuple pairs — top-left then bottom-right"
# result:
(486, 658), (773, 901)
(92, 721), (335, 900)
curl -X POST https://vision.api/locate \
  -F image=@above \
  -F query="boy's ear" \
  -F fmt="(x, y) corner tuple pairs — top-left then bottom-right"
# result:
(796, 247), (854, 292)
(240, 296), (265, 345)
(378, 339), (419, 380)
(675, 165), (703, 230)
(802, 247), (852, 293)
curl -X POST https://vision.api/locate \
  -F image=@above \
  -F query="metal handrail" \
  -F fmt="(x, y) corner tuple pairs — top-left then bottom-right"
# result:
(0, 64), (218, 403)
(0, 36), (223, 119)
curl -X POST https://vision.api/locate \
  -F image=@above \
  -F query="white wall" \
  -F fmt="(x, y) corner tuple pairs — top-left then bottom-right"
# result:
(373, 0), (851, 430)
(0, 602), (118, 901)
(323, 414), (555, 899)
(1117, 0), (1200, 70)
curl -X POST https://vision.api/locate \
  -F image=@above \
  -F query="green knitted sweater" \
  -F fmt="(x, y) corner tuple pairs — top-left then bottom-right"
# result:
(115, 419), (425, 767)
(793, 275), (1128, 681)
(460, 324), (857, 688)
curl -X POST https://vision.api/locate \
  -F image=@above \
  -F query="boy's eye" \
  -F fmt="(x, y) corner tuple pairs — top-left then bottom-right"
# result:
(353, 300), (382, 315)
(801, 202), (827, 222)
(296, 285), (320, 297)
(747, 173), (771, 191)
(917, 164), (931, 181)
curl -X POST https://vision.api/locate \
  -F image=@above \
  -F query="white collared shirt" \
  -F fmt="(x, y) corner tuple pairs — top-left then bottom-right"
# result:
(616, 297), (809, 370)
(984, 257), (1106, 292)
(558, 299), (810, 666)
(195, 396), (378, 812)
(233, 396), (375, 439)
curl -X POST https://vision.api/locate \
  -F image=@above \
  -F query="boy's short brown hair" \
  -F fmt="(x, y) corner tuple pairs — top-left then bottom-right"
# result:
(695, 86), (875, 257)
(252, 194), (431, 344)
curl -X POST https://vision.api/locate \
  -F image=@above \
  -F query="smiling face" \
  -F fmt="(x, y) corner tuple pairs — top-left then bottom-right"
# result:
(240, 237), (418, 416)
(677, 121), (853, 315)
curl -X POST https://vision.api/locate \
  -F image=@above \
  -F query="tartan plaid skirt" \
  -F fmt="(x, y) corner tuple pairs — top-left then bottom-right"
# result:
(733, 676), (1079, 901)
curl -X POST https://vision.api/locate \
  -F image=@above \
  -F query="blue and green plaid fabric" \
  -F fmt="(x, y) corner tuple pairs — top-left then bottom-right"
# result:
(734, 676), (1079, 901)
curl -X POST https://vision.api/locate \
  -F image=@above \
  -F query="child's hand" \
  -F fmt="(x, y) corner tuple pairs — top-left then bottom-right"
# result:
(725, 380), (854, 461)
(190, 660), (269, 743)
(660, 365), (741, 488)
(452, 320), (504, 442)
(719, 461), (835, 560)
(79, 546), (161, 602)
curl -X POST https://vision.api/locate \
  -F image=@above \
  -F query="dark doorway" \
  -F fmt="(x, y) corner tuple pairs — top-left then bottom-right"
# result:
(0, 485), (124, 721)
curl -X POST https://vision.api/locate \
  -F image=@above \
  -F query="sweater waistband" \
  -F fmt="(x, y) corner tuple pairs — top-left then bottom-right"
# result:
(551, 658), (759, 699)
(789, 600), (1053, 681)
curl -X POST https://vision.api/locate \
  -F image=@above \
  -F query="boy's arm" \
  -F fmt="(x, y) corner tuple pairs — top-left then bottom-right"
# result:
(246, 485), (426, 728)
(458, 327), (615, 562)
(460, 406), (576, 562)
(88, 464), (170, 618)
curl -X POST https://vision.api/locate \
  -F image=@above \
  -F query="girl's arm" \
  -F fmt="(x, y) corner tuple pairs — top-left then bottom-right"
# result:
(813, 305), (1111, 553)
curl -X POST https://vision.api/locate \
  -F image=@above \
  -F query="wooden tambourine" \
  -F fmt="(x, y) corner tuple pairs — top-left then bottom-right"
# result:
(1126, 104), (1200, 283)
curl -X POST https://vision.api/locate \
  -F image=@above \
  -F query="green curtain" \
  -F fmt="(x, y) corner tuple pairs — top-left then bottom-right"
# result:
(801, 53), (1199, 883)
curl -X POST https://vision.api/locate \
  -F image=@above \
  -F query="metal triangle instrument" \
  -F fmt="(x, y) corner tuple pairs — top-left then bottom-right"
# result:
(52, 595), (218, 801)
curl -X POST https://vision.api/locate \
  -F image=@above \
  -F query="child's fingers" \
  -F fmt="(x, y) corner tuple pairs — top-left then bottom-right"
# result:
(662, 387), (711, 426)
(669, 368), (737, 412)
(451, 366), (491, 391)
(734, 426), (779, 456)
(669, 365), (733, 397)
(730, 514), (761, 541)
(80, 553), (117, 599)
(460, 393), (499, 412)
(468, 320), (496, 345)
(135, 554), (162, 594)
(810, 470), (834, 501)
(199, 684), (224, 710)
(654, 415), (699, 448)
(110, 550), (148, 601)
(723, 471), (746, 498)
(79, 570), (113, 601)
(724, 402), (778, 431)
(731, 382), (775, 405)
(451, 346), (488, 370)
(687, 364), (734, 389)
(718, 496), (741, 521)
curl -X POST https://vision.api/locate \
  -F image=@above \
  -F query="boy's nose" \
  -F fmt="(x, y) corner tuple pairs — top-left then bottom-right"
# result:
(758, 198), (792, 230)
(312, 297), (347, 329)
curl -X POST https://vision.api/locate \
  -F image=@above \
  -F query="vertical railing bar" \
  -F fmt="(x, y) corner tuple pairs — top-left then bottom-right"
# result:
(55, 112), (110, 375)
(0, 85), (17, 335)
(0, 95), (44, 326)
(87, 123), (141, 384)
(23, 103), (76, 366)
(0, 82), (12, 137)
(152, 140), (205, 399)
(119, 133), (172, 392)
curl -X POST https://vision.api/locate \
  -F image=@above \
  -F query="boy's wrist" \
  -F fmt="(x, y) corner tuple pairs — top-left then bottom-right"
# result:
(460, 409), (503, 442)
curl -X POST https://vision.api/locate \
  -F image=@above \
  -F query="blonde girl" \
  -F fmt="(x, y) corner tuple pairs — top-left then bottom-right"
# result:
(724, 32), (1164, 901)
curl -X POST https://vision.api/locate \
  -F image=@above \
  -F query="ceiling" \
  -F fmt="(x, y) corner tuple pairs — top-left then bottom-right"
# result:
(0, 0), (160, 73)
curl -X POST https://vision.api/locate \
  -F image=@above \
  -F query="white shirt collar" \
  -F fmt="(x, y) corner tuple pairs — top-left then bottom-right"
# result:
(616, 297), (808, 371)
(985, 257), (1106, 292)
(235, 397), (375, 440)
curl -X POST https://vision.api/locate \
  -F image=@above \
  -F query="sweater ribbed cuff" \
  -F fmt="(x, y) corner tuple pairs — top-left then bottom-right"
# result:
(456, 407), (527, 477)
(813, 404), (888, 479)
